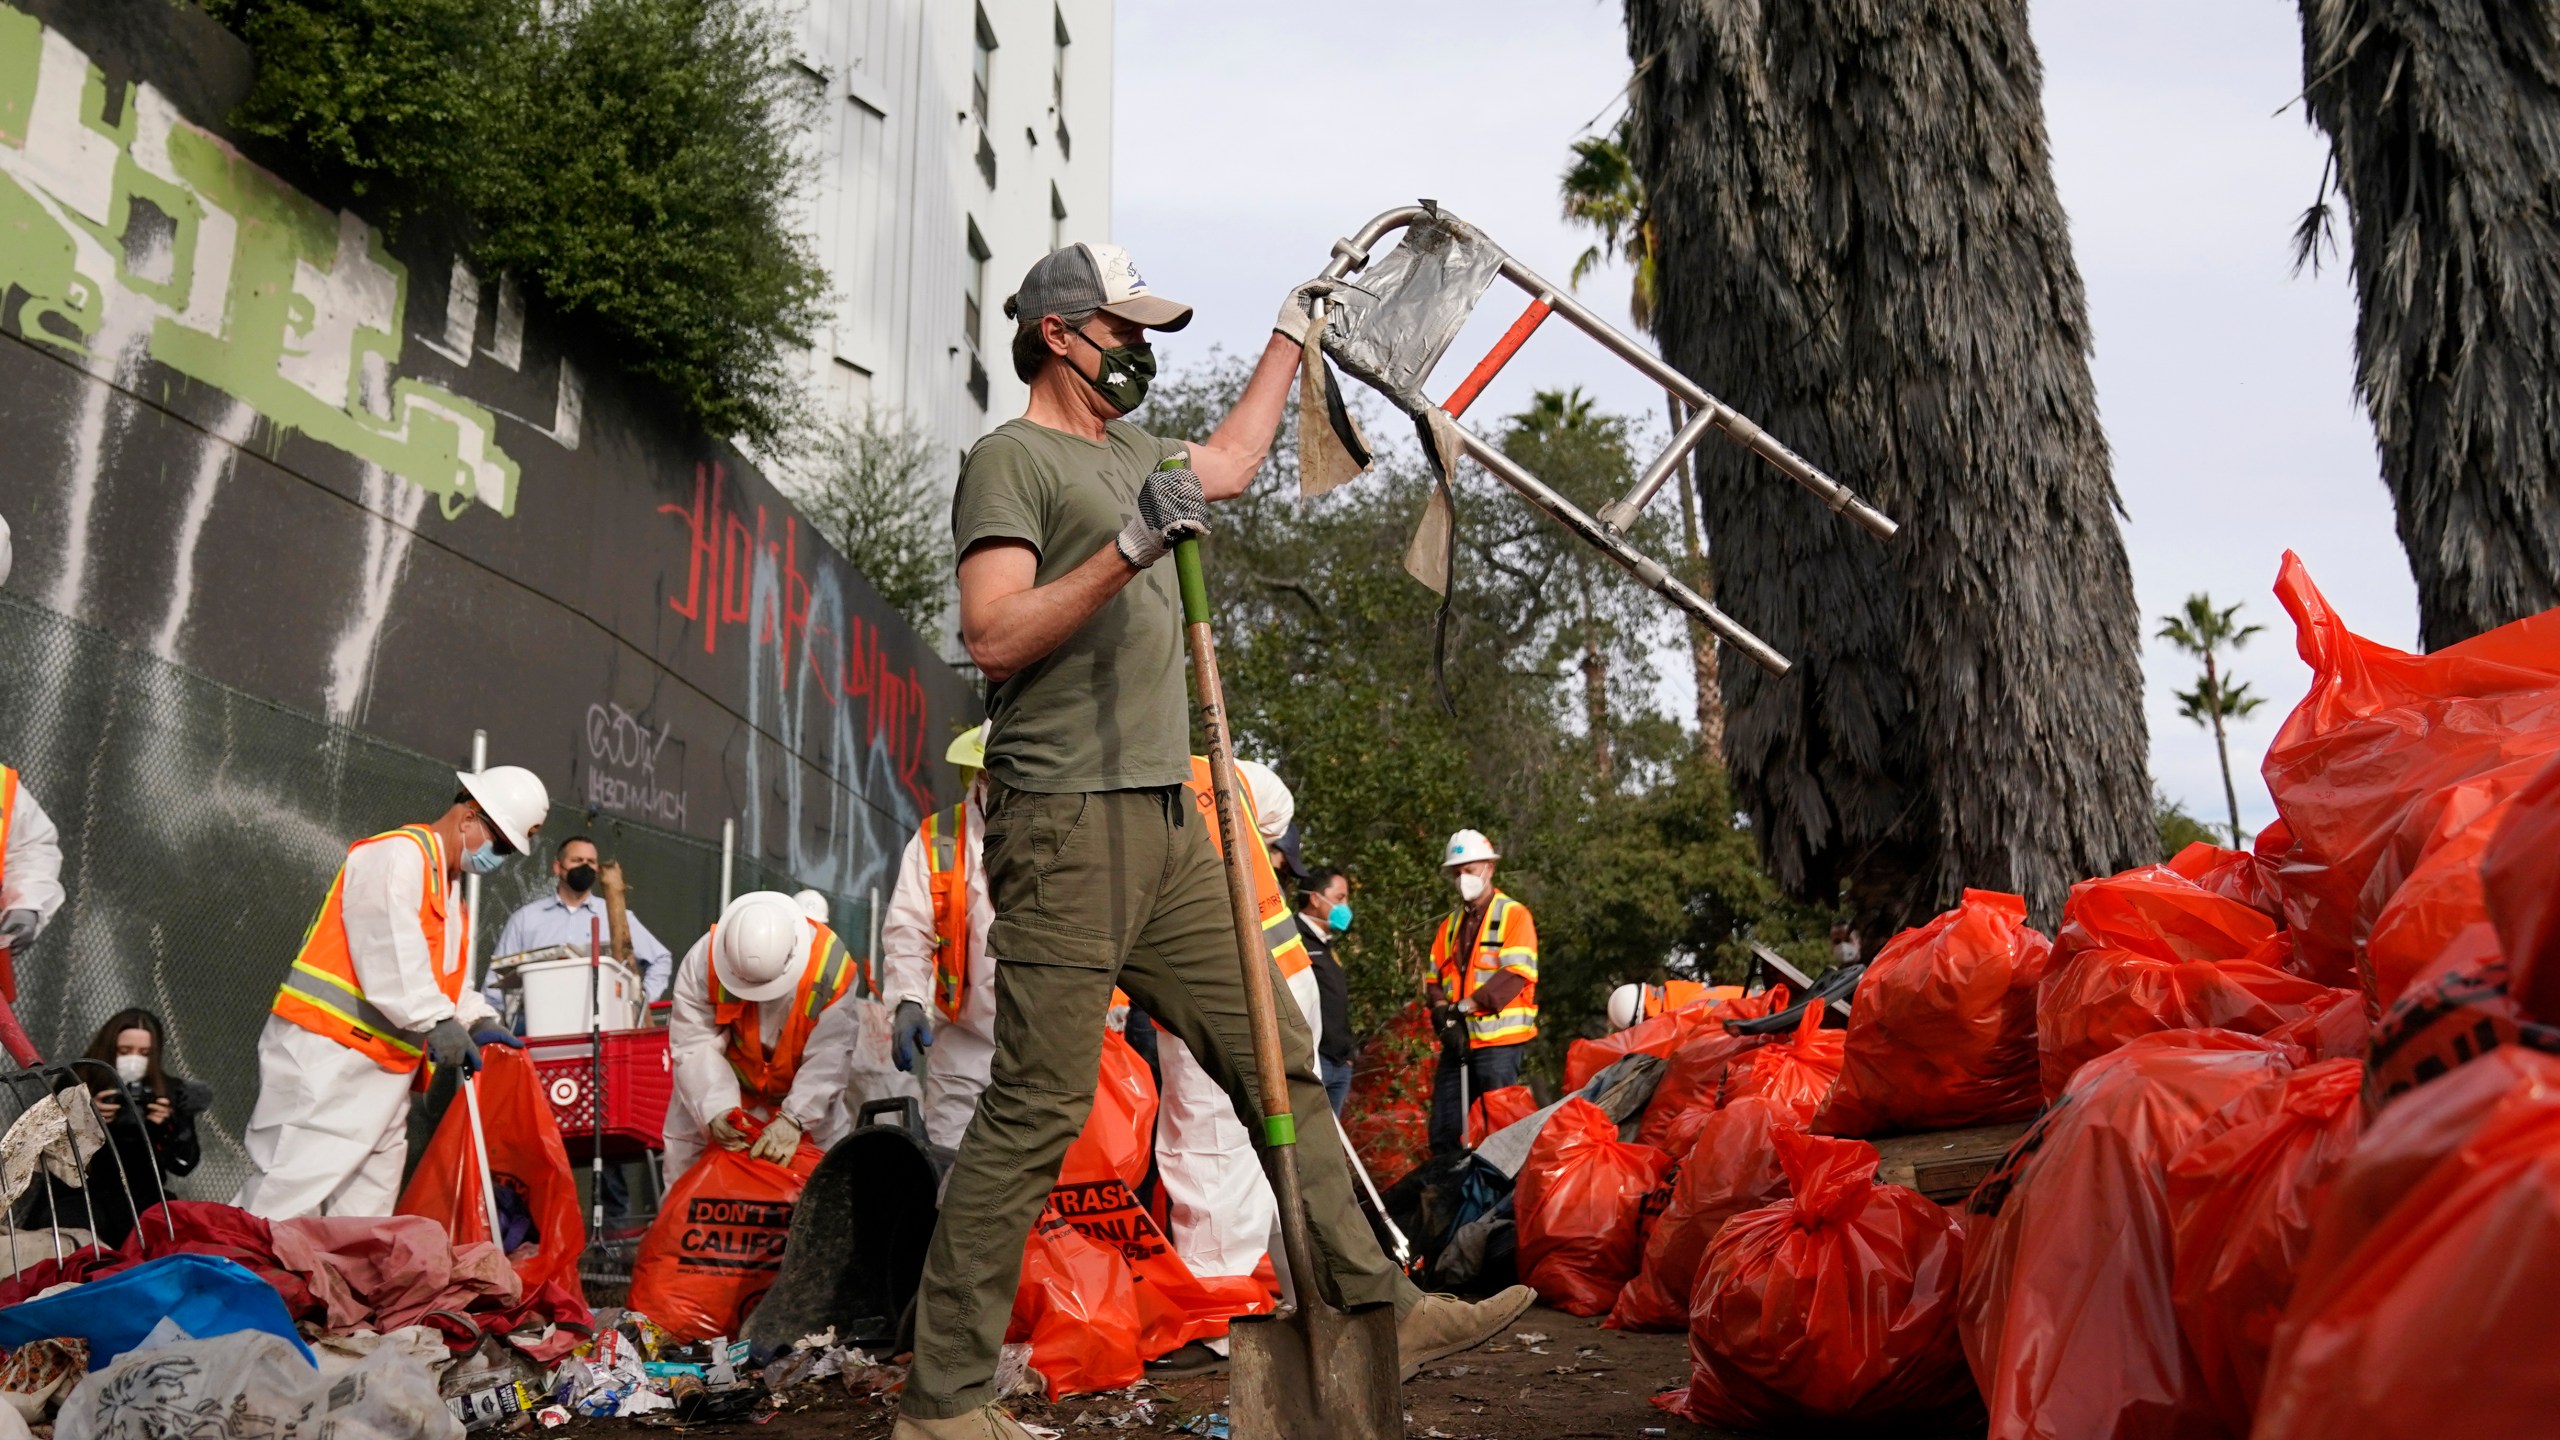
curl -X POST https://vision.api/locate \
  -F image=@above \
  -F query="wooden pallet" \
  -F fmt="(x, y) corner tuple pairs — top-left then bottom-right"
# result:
(1870, 1120), (2035, 1204)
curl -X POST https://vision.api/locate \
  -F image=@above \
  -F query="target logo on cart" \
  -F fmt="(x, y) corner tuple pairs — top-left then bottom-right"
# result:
(548, 1076), (583, 1108)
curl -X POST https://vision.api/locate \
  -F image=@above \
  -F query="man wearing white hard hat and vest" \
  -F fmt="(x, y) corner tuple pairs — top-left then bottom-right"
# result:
(663, 889), (864, 1178)
(884, 725), (997, 1151)
(236, 766), (551, 1218)
(1426, 828), (1539, 1156)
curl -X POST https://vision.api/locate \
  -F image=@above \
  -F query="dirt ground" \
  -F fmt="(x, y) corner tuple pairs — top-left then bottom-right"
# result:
(554, 1306), (1764, 1438)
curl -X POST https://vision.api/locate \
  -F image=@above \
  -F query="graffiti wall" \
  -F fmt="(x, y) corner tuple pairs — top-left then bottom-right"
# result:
(0, 0), (976, 1172)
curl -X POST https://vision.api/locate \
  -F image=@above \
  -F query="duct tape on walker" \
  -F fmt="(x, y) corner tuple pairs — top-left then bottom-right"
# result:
(1264, 1114), (1297, 1148)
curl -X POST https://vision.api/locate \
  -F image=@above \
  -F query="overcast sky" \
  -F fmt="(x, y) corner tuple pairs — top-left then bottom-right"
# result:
(1113, 0), (2419, 845)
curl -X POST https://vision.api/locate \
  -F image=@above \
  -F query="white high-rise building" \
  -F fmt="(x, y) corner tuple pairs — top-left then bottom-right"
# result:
(795, 0), (1114, 471)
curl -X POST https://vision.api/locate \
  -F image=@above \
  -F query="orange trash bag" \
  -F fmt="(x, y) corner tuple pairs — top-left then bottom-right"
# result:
(2255, 1046), (2560, 1440)
(2163, 1057), (2364, 1434)
(1606, 1096), (1795, 1332)
(628, 1119), (825, 1342)
(1341, 1005), (1434, 1185)
(2165, 841), (2286, 922)
(2485, 751), (2560, 1024)
(2035, 864), (2334, 1099)
(1659, 1128), (1975, 1431)
(1960, 1030), (2297, 1440)
(1816, 890), (2053, 1136)
(1565, 987), (1784, 1094)
(1634, 1005), (1777, 1156)
(2260, 552), (2560, 993)
(1514, 1097), (1673, 1316)
(2360, 752), (2553, 1010)
(397, 1048), (586, 1304)
(1007, 1213), (1144, 1399)
(1722, 1002), (1844, 1124)
(1464, 1085), (1537, 1147)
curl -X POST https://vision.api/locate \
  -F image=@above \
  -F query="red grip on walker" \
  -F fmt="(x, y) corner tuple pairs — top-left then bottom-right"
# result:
(0, 991), (43, 1068)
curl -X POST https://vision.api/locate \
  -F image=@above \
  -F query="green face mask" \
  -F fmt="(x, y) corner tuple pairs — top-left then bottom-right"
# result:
(1068, 325), (1157, 414)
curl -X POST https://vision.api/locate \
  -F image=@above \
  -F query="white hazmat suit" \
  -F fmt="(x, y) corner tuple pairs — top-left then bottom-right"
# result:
(663, 931), (868, 1179)
(0, 769), (63, 945)
(880, 784), (997, 1151)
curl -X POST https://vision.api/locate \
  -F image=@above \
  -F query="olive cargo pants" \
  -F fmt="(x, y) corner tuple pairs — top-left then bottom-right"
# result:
(902, 782), (1417, 1419)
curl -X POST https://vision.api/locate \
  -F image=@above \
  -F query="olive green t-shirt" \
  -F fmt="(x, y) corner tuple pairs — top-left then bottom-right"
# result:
(953, 417), (1194, 793)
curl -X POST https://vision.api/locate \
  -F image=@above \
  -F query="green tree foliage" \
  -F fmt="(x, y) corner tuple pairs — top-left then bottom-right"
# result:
(2154, 791), (2224, 860)
(1137, 359), (1822, 1070)
(202, 0), (825, 451)
(796, 408), (955, 639)
(1559, 113), (1656, 333)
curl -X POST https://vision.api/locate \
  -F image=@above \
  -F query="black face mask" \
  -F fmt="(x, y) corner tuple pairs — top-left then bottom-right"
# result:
(1066, 325), (1156, 414)
(564, 863), (598, 893)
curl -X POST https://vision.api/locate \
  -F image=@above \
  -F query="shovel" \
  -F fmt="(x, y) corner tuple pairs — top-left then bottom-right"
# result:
(1174, 535), (1402, 1440)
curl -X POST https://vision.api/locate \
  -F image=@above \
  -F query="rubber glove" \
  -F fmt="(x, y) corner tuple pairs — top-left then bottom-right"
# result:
(0, 910), (36, 948)
(426, 1017), (482, 1075)
(892, 1000), (936, 1073)
(1273, 276), (1338, 347)
(1114, 467), (1208, 569)
(749, 1112), (804, 1165)
(471, 1021), (525, 1051)
(707, 1110), (751, 1150)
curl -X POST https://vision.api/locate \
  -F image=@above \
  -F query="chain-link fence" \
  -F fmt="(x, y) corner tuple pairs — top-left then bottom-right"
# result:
(0, 591), (896, 1204)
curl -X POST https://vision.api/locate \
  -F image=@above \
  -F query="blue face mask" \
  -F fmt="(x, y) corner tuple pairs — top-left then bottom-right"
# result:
(1327, 901), (1353, 937)
(462, 843), (508, 876)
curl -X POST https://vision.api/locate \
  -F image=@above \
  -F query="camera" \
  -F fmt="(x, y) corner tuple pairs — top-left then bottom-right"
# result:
(120, 1079), (152, 1122)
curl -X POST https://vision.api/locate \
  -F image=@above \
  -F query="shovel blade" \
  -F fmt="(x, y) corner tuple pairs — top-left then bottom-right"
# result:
(1229, 1299), (1401, 1440)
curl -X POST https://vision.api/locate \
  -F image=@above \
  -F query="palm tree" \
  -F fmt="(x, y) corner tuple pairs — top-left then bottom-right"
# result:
(2291, 0), (2560, 649)
(1558, 114), (1725, 762)
(2158, 594), (2267, 847)
(1621, 0), (2156, 932)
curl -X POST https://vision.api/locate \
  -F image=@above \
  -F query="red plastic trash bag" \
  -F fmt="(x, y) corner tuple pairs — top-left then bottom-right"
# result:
(1465, 1085), (1537, 1146)
(2166, 841), (2285, 921)
(629, 1122), (825, 1342)
(1566, 988), (1787, 1095)
(2360, 753), (2551, 1010)
(2162, 1057), (2364, 1433)
(1634, 1023), (1769, 1157)
(2486, 750), (2560, 1025)
(1514, 1097), (1673, 1316)
(1008, 1213), (1145, 1399)
(2255, 1046), (2560, 1439)
(1960, 1030), (2298, 1440)
(1817, 891), (2053, 1136)
(1341, 1004), (1434, 1185)
(2036, 864), (2331, 1099)
(1659, 1128), (1975, 1430)
(1606, 1096), (1795, 1332)
(2260, 983), (2371, 1064)
(398, 1049), (586, 1304)
(2260, 552), (2560, 994)
(1723, 1003), (1845, 1124)
(2362, 931), (2560, 1109)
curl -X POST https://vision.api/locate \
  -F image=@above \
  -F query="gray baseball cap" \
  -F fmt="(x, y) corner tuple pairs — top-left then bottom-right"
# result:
(1002, 242), (1193, 331)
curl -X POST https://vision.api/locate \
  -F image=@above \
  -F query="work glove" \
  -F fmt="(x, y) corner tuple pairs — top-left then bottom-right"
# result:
(1431, 1002), (1469, 1050)
(749, 1112), (805, 1165)
(708, 1110), (751, 1151)
(0, 909), (36, 948)
(892, 1000), (936, 1073)
(1115, 466), (1209, 570)
(1273, 276), (1339, 348)
(470, 1021), (524, 1051)
(426, 1017), (482, 1075)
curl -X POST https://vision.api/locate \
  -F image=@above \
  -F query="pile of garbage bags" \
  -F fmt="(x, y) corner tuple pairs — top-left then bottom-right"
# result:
(1389, 553), (2560, 1439)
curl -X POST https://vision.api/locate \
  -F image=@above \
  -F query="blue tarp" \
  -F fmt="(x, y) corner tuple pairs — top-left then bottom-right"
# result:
(0, 1253), (312, 1369)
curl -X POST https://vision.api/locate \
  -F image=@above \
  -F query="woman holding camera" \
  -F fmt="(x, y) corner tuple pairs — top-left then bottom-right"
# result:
(23, 1008), (207, 1248)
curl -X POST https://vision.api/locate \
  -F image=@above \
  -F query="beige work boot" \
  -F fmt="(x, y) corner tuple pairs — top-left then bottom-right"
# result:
(1396, 1284), (1538, 1381)
(891, 1406), (1042, 1440)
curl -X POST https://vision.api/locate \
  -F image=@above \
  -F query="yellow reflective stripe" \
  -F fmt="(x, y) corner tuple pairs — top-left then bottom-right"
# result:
(806, 937), (849, 1018)
(276, 964), (421, 1054)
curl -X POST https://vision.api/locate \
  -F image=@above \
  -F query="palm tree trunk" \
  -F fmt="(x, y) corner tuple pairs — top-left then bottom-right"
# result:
(1624, 0), (2155, 932)
(2206, 651), (2244, 846)
(2293, 0), (2560, 648)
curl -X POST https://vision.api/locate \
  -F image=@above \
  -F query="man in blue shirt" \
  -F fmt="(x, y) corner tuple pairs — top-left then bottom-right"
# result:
(490, 835), (675, 1001)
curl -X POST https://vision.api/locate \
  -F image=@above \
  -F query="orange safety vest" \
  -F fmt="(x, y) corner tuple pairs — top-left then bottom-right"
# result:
(1184, 757), (1311, 979)
(0, 767), (19, 1002)
(1642, 980), (1706, 1020)
(272, 825), (465, 1073)
(709, 920), (854, 1104)
(922, 802), (972, 1022)
(1431, 891), (1539, 1047)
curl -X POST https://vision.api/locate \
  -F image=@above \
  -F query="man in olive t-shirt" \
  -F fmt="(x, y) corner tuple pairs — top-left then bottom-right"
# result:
(891, 244), (1533, 1439)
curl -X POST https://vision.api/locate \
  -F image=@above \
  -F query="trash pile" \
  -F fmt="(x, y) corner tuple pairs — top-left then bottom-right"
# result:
(1356, 552), (2560, 1439)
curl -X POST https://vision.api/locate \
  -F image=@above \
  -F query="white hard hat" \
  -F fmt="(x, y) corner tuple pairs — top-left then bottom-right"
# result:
(1236, 760), (1294, 845)
(1442, 829), (1499, 868)
(457, 765), (549, 854)
(715, 892), (810, 1002)
(793, 888), (831, 924)
(1607, 983), (1645, 1032)
(0, 513), (12, 588)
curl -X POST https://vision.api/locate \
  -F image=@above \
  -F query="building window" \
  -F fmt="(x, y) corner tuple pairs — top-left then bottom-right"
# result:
(831, 358), (871, 414)
(964, 219), (990, 351)
(1052, 7), (1072, 158)
(972, 6), (996, 128)
(1050, 184), (1067, 252)
(968, 354), (990, 410)
(976, 128), (997, 188)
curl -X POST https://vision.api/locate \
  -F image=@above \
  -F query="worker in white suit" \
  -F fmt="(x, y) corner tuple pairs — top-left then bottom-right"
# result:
(883, 726), (997, 1151)
(664, 890), (866, 1178)
(0, 518), (64, 992)
(236, 767), (550, 1219)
